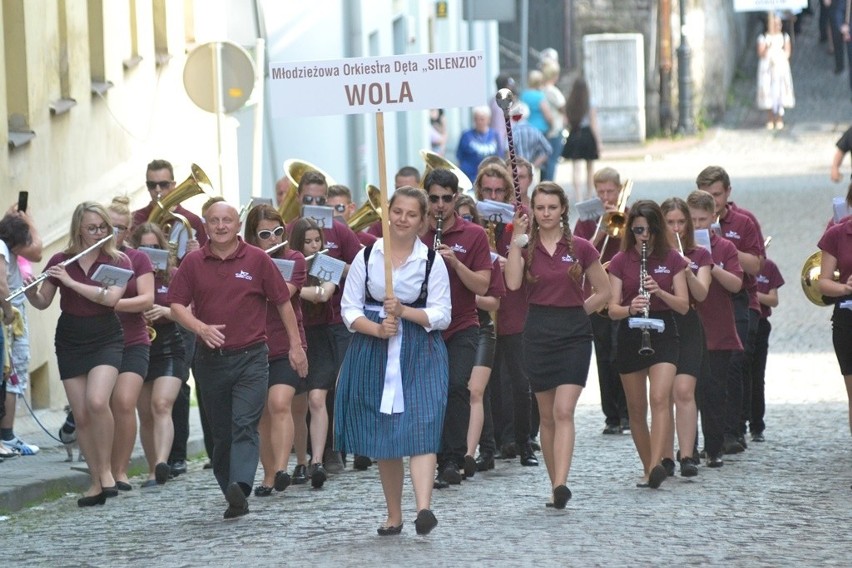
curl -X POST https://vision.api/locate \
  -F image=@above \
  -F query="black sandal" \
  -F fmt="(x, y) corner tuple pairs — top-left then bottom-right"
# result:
(377, 523), (403, 536)
(253, 485), (273, 497)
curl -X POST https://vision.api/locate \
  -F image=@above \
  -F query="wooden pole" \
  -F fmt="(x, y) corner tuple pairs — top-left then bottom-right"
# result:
(375, 112), (394, 302)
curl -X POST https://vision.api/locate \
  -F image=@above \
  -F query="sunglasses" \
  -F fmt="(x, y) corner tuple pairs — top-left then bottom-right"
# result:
(301, 195), (327, 206)
(631, 226), (648, 235)
(257, 226), (285, 240)
(331, 204), (347, 213)
(428, 194), (454, 204)
(146, 180), (174, 190)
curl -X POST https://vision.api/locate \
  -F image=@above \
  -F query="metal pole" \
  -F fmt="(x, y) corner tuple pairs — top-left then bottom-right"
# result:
(251, 38), (265, 198)
(212, 42), (226, 195)
(520, 0), (529, 90)
(676, 0), (695, 134)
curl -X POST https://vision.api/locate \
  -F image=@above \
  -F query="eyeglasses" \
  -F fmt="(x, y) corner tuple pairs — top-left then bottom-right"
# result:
(257, 226), (285, 240)
(428, 194), (454, 204)
(141, 244), (163, 250)
(301, 195), (327, 206)
(331, 204), (347, 213)
(84, 224), (110, 235)
(146, 180), (174, 190)
(113, 225), (128, 232)
(481, 187), (507, 197)
(631, 226), (648, 235)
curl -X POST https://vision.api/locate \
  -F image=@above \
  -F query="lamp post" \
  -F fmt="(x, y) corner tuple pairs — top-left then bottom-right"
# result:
(676, 0), (695, 134)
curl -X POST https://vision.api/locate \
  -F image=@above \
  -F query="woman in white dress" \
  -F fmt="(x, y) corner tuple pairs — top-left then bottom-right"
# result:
(756, 12), (795, 130)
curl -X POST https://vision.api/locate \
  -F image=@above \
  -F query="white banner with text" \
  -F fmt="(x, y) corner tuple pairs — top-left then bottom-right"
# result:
(268, 51), (486, 117)
(733, 0), (807, 12)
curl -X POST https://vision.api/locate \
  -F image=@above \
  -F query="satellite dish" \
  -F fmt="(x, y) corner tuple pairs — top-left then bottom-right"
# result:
(183, 41), (255, 114)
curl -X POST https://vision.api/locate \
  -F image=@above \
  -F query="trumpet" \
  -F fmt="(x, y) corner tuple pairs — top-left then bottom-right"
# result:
(5, 234), (115, 302)
(638, 241), (655, 356)
(433, 214), (444, 250)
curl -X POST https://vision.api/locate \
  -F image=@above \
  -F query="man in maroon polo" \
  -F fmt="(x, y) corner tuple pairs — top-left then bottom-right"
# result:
(169, 202), (307, 519)
(421, 167), (492, 486)
(696, 166), (764, 454)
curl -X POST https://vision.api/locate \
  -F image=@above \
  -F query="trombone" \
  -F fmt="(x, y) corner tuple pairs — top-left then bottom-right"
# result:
(598, 179), (633, 257)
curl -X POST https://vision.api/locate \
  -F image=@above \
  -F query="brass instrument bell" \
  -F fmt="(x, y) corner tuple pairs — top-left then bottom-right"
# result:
(348, 184), (382, 233)
(279, 159), (337, 224)
(801, 251), (840, 307)
(420, 150), (474, 197)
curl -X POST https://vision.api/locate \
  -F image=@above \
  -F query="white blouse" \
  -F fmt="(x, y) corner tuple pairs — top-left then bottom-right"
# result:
(341, 238), (452, 333)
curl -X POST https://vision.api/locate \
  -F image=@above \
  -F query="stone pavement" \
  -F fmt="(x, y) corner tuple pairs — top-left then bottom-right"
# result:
(2, 10), (852, 567)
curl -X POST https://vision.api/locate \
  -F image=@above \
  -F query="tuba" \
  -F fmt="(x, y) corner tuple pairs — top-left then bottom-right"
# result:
(279, 159), (336, 224)
(147, 163), (211, 263)
(801, 251), (840, 306)
(348, 184), (382, 233)
(420, 150), (474, 197)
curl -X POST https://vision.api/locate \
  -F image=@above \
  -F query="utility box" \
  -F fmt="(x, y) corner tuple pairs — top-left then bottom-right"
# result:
(583, 34), (645, 143)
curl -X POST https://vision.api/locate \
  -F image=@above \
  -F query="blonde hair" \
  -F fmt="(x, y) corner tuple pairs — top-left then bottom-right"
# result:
(66, 201), (125, 262)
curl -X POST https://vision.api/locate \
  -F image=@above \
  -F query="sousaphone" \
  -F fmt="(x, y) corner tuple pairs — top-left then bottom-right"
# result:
(420, 150), (474, 197)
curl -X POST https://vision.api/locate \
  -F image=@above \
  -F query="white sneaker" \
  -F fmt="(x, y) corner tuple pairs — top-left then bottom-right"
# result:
(6, 436), (39, 455)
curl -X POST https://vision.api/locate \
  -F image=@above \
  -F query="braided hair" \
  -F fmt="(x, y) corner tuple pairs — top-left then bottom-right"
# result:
(526, 182), (580, 283)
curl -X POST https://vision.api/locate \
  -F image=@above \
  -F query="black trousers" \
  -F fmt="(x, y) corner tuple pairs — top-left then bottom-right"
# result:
(699, 349), (733, 459)
(491, 333), (532, 447)
(590, 312), (628, 426)
(726, 292), (757, 438)
(748, 318), (772, 434)
(169, 324), (202, 463)
(437, 327), (477, 469)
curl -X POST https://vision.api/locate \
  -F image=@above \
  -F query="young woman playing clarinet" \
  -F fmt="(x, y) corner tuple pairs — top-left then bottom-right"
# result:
(607, 200), (689, 489)
(661, 197), (712, 478)
(505, 182), (610, 508)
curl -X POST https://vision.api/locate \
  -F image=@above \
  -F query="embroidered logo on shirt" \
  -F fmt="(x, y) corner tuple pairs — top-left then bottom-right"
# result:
(724, 230), (741, 240)
(689, 260), (698, 271)
(561, 254), (575, 263)
(157, 285), (168, 294)
(756, 274), (769, 284)
(235, 270), (253, 281)
(451, 244), (468, 254)
(325, 240), (339, 249)
(653, 265), (671, 275)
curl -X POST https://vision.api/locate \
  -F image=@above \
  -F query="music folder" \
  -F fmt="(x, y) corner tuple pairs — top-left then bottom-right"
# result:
(575, 197), (605, 222)
(309, 254), (345, 286)
(91, 264), (134, 288)
(138, 246), (169, 271)
(272, 258), (296, 281)
(302, 205), (335, 229)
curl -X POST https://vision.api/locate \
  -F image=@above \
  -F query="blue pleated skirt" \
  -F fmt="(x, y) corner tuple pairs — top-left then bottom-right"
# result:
(334, 311), (448, 459)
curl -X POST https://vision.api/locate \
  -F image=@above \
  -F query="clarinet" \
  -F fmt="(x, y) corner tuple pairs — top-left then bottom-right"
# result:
(433, 215), (444, 250)
(638, 241), (655, 356)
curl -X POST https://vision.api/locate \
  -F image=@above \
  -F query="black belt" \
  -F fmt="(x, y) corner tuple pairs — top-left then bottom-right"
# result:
(197, 341), (266, 357)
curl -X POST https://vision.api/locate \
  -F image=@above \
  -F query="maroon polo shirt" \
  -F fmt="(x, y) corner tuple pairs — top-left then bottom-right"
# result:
(266, 248), (308, 358)
(720, 206), (764, 312)
(495, 224), (529, 336)
(608, 247), (688, 311)
(695, 234), (743, 351)
(366, 219), (383, 237)
(573, 218), (621, 264)
(168, 237), (291, 350)
(150, 272), (173, 325)
(728, 201), (765, 245)
(684, 246), (713, 305)
(756, 258), (785, 319)
(523, 235), (598, 307)
(421, 213), (492, 340)
(132, 203), (208, 248)
(46, 251), (133, 317)
(818, 218), (852, 284)
(117, 247), (155, 347)
(485, 257), (507, 299)
(356, 231), (378, 247)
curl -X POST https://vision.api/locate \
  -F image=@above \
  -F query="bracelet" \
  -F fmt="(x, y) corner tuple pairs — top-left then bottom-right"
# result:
(316, 285), (323, 298)
(96, 286), (107, 304)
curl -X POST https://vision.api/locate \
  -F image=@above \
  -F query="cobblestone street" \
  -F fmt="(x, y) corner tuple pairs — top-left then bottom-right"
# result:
(2, 9), (852, 567)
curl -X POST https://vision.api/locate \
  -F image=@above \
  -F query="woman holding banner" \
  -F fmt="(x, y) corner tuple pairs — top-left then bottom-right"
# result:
(335, 186), (451, 536)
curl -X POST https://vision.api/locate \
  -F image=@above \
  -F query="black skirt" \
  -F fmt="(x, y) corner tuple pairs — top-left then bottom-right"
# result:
(673, 308), (704, 378)
(615, 310), (680, 374)
(523, 305), (593, 392)
(55, 312), (124, 380)
(561, 126), (599, 161)
(145, 321), (187, 382)
(474, 310), (496, 368)
(831, 303), (852, 375)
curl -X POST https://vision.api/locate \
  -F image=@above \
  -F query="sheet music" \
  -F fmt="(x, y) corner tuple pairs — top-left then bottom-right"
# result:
(309, 254), (346, 285)
(137, 247), (169, 271)
(575, 197), (605, 222)
(272, 258), (296, 281)
(694, 229), (712, 254)
(91, 265), (134, 288)
(302, 205), (335, 229)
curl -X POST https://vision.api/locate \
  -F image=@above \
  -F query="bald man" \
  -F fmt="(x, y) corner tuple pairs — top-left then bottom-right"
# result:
(169, 202), (307, 520)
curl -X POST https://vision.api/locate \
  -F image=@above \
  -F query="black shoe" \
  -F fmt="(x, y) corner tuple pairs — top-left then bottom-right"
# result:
(224, 482), (249, 519)
(77, 492), (107, 507)
(323, 449), (344, 474)
(169, 460), (187, 478)
(680, 457), (698, 477)
(102, 486), (119, 498)
(437, 463), (462, 485)
(602, 424), (622, 435)
(377, 523), (403, 536)
(433, 477), (450, 490)
(500, 442), (518, 459)
(462, 455), (477, 479)
(414, 509), (438, 535)
(274, 470), (291, 492)
(737, 435), (748, 450)
(552, 485), (572, 509)
(722, 436), (745, 455)
(520, 444), (539, 466)
(706, 454), (724, 468)
(353, 454), (372, 471)
(475, 453), (495, 472)
(751, 431), (765, 443)
(155, 462), (171, 485)
(254, 485), (273, 497)
(292, 464), (308, 485)
(115, 481), (133, 492)
(203, 461), (213, 470)
(308, 463), (327, 488)
(648, 465), (667, 489)
(662, 458), (676, 477)
(528, 438), (541, 452)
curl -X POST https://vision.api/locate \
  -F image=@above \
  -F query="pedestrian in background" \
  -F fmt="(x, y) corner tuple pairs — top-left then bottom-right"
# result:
(562, 77), (601, 203)
(756, 12), (795, 130)
(540, 59), (566, 182)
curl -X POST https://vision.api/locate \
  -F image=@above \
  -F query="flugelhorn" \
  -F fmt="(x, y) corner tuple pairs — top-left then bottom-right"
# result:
(5, 234), (115, 301)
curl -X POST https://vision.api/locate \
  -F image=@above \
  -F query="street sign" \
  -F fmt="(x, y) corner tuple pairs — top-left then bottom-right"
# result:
(267, 51), (486, 117)
(184, 41), (255, 114)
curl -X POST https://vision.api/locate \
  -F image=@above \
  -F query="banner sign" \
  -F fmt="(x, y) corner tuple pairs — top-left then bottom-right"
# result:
(268, 51), (486, 117)
(733, 0), (807, 12)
